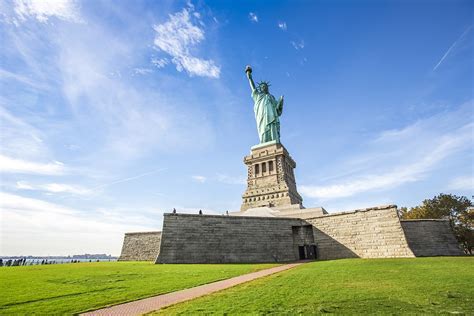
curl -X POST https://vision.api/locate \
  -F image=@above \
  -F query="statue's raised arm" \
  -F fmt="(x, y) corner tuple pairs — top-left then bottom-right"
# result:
(245, 65), (256, 92)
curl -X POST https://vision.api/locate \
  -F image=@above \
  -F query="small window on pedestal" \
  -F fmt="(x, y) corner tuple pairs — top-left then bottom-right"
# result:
(262, 162), (267, 173)
(255, 164), (260, 175)
(269, 161), (274, 172)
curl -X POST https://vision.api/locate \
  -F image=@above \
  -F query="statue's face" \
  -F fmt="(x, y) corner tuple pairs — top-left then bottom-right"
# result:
(261, 84), (269, 94)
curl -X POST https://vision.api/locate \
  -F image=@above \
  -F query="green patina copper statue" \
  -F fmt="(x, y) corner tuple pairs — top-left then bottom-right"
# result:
(245, 65), (284, 144)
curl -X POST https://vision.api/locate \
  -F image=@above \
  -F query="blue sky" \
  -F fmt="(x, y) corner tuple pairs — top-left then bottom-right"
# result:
(1, 0), (472, 256)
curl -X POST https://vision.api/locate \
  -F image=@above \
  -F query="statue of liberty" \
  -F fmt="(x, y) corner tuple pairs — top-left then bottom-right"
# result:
(245, 65), (284, 144)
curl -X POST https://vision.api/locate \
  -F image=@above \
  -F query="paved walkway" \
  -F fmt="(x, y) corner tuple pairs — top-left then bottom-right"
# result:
(81, 262), (304, 316)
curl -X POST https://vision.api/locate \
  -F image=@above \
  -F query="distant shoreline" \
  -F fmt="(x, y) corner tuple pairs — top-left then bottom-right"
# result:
(1, 255), (118, 260)
(1, 257), (118, 267)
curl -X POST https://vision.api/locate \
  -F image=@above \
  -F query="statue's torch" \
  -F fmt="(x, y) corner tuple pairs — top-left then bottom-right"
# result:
(245, 65), (252, 74)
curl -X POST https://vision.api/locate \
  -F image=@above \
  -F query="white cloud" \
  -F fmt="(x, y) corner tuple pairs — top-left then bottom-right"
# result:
(1, 192), (74, 215)
(301, 171), (418, 200)
(216, 173), (246, 185)
(278, 21), (287, 31)
(151, 57), (169, 69)
(13, 0), (83, 23)
(3, 0), (215, 166)
(190, 174), (245, 184)
(291, 40), (305, 50)
(0, 192), (159, 255)
(448, 176), (473, 191)
(300, 103), (474, 200)
(93, 169), (167, 190)
(0, 154), (65, 175)
(190, 174), (246, 185)
(133, 67), (152, 75)
(176, 55), (221, 78)
(43, 183), (87, 195)
(55, 20), (214, 160)
(0, 106), (48, 160)
(248, 12), (258, 23)
(153, 7), (220, 78)
(192, 175), (207, 183)
(16, 181), (90, 195)
(0, 68), (50, 90)
(1, 1), (221, 257)
(15, 181), (34, 190)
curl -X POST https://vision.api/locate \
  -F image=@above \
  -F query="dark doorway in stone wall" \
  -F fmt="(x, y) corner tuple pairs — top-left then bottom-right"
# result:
(298, 246), (306, 260)
(306, 245), (317, 259)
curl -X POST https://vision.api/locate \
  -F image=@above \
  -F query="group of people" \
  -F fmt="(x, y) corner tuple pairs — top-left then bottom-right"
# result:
(0, 258), (28, 267)
(0, 258), (104, 267)
(171, 208), (230, 215)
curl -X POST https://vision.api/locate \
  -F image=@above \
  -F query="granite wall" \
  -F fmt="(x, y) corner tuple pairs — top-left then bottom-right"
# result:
(118, 206), (463, 263)
(118, 231), (162, 261)
(400, 219), (463, 256)
(305, 205), (415, 260)
(156, 214), (314, 263)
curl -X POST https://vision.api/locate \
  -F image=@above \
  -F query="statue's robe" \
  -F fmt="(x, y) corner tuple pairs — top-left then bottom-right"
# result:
(252, 90), (283, 143)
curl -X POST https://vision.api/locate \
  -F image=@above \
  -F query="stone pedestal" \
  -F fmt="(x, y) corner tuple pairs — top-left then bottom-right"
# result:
(241, 142), (303, 211)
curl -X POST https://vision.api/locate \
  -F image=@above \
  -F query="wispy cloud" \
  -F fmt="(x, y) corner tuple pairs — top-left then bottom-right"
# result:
(0, 105), (51, 160)
(278, 21), (287, 31)
(189, 174), (244, 185)
(0, 68), (49, 90)
(291, 40), (305, 50)
(54, 18), (214, 160)
(300, 102), (474, 200)
(153, 6), (220, 78)
(192, 175), (207, 183)
(151, 57), (169, 69)
(15, 181), (34, 190)
(0, 192), (160, 255)
(92, 169), (167, 191)
(0, 155), (65, 175)
(248, 12), (258, 23)
(133, 67), (152, 75)
(447, 176), (473, 191)
(16, 181), (90, 195)
(1, 0), (215, 190)
(301, 129), (467, 199)
(433, 25), (472, 71)
(216, 173), (246, 185)
(13, 169), (167, 199)
(1, 192), (74, 215)
(12, 0), (83, 24)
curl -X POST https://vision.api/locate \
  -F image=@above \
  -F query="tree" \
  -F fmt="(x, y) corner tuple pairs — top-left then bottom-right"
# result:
(400, 194), (473, 254)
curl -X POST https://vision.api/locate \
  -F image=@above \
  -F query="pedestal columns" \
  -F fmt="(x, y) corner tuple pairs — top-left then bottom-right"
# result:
(241, 142), (303, 211)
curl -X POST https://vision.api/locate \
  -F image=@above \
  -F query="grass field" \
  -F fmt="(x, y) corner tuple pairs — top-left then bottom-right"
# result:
(156, 257), (474, 315)
(0, 262), (278, 315)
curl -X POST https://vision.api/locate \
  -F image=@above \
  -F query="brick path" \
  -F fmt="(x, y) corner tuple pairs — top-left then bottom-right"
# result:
(81, 262), (304, 316)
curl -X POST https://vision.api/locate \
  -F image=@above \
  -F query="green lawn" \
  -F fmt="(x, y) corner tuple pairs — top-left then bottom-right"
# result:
(0, 262), (278, 315)
(156, 257), (474, 315)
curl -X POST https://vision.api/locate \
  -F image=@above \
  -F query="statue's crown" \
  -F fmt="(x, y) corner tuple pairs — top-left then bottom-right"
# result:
(257, 81), (271, 93)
